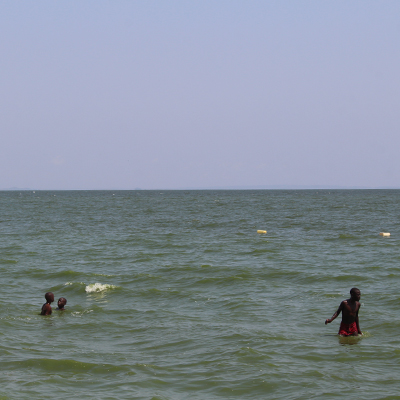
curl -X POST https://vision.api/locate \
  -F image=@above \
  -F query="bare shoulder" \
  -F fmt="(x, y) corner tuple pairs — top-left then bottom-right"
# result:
(41, 303), (52, 315)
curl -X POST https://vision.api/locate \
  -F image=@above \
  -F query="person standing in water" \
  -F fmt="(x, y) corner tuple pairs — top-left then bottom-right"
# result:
(325, 288), (362, 336)
(41, 292), (54, 315)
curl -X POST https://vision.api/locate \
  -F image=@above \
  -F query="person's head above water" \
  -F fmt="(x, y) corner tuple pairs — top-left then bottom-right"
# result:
(57, 297), (67, 309)
(45, 292), (54, 303)
(350, 287), (361, 301)
(41, 292), (54, 315)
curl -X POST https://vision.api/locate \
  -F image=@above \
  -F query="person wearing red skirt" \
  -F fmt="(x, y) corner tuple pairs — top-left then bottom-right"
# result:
(325, 288), (362, 336)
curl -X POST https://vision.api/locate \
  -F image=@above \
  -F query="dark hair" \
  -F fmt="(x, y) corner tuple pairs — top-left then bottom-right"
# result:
(45, 292), (54, 302)
(58, 297), (67, 304)
(350, 287), (360, 294)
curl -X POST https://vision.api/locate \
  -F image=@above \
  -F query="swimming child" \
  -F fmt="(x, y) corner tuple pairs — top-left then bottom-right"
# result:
(41, 292), (54, 315)
(325, 287), (362, 336)
(57, 297), (67, 310)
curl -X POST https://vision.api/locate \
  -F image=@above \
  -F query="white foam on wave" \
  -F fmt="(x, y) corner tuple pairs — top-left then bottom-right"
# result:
(85, 282), (117, 293)
(65, 281), (85, 286)
(71, 310), (93, 317)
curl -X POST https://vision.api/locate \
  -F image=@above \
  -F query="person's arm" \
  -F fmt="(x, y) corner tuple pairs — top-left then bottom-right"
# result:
(325, 302), (343, 324)
(355, 305), (362, 334)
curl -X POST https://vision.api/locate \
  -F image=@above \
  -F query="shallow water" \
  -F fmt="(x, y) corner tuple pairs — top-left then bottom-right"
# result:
(1, 190), (399, 399)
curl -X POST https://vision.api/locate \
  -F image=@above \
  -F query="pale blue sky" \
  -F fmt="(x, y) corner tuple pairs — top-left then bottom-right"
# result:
(1, 1), (399, 189)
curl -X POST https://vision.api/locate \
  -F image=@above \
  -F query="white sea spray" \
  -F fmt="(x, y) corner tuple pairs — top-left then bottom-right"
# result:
(85, 282), (117, 293)
(65, 281), (85, 286)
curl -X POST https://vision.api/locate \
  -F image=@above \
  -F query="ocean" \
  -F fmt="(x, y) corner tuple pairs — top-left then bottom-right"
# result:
(1, 189), (399, 399)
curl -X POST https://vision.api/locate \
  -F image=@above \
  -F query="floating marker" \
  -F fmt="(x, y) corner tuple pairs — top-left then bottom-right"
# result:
(379, 232), (390, 237)
(257, 230), (267, 234)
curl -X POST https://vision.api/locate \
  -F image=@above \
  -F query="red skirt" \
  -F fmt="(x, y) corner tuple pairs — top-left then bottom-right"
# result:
(338, 321), (358, 336)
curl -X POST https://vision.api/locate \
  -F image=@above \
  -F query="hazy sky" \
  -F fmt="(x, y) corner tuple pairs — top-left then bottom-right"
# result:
(1, 1), (399, 189)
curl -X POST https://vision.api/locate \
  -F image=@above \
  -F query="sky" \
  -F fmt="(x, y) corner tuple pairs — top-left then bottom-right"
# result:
(1, 1), (399, 190)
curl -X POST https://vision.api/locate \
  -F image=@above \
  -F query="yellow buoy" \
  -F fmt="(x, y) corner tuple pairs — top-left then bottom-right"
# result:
(257, 230), (267, 234)
(379, 232), (390, 237)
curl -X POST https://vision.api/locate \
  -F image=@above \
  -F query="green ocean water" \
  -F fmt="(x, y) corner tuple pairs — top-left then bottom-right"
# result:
(1, 190), (399, 399)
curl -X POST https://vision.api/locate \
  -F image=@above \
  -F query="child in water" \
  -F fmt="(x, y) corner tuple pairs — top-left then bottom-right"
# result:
(325, 287), (362, 336)
(41, 292), (54, 315)
(57, 297), (67, 310)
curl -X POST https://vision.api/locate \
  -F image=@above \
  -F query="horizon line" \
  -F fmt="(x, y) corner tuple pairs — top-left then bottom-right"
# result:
(2, 186), (400, 191)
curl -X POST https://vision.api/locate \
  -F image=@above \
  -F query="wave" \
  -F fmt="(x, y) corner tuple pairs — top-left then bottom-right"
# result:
(0, 259), (17, 264)
(3, 358), (131, 374)
(85, 282), (118, 293)
(64, 281), (86, 288)
(61, 281), (119, 294)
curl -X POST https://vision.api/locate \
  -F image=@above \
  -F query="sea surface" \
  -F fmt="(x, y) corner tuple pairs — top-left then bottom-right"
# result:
(1, 190), (400, 399)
